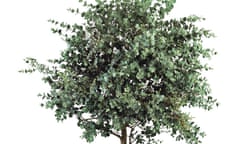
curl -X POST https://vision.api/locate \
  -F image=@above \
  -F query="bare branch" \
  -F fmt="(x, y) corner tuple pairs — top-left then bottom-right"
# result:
(77, 114), (98, 122)
(128, 120), (142, 129)
(110, 130), (121, 138)
(129, 127), (134, 144)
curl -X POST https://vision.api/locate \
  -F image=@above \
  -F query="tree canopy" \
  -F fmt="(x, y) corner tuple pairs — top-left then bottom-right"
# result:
(20, 0), (218, 144)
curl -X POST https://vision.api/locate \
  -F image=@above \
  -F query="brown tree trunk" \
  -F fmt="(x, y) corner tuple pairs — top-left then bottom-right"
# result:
(120, 126), (127, 144)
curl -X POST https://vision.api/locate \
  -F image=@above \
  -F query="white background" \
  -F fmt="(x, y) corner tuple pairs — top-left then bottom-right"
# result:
(0, 0), (239, 143)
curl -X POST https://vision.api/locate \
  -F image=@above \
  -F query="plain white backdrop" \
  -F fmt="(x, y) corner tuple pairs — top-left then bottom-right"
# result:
(0, 0), (239, 143)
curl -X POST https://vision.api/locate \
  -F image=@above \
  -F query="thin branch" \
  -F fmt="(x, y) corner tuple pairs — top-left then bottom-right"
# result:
(129, 127), (134, 144)
(128, 120), (142, 129)
(79, 116), (98, 121)
(110, 130), (121, 138)
(77, 113), (121, 138)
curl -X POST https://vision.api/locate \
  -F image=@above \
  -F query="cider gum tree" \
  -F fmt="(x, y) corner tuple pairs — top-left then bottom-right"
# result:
(20, 0), (218, 144)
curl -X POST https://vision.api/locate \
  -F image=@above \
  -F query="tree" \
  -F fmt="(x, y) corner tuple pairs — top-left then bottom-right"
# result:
(20, 0), (218, 144)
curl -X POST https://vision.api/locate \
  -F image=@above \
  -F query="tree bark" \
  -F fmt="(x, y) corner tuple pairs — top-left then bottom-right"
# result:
(120, 126), (127, 144)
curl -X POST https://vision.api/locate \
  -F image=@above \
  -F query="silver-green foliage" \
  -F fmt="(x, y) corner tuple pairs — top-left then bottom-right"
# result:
(20, 0), (218, 143)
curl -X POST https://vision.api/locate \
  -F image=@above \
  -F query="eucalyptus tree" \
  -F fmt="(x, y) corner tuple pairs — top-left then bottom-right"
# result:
(20, 0), (218, 144)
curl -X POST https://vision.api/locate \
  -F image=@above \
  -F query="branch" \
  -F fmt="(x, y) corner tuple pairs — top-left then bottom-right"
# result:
(128, 120), (144, 144)
(79, 117), (97, 121)
(110, 130), (121, 138)
(128, 120), (143, 129)
(77, 114), (98, 122)
(129, 127), (134, 144)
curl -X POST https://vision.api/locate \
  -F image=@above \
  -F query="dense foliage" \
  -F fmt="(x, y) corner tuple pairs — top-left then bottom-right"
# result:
(20, 0), (218, 143)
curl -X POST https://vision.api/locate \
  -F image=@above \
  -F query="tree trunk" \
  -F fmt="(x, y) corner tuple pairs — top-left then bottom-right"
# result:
(120, 126), (127, 144)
